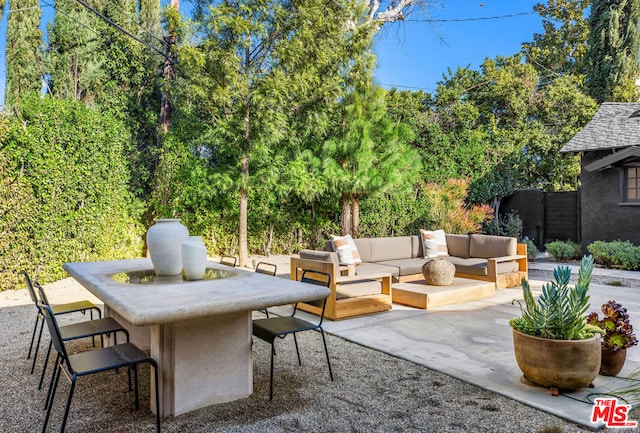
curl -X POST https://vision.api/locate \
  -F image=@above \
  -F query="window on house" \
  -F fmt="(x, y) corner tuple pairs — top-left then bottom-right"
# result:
(626, 166), (640, 202)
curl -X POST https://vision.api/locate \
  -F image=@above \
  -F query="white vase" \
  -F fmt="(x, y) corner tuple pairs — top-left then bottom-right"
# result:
(182, 236), (208, 280)
(146, 218), (189, 276)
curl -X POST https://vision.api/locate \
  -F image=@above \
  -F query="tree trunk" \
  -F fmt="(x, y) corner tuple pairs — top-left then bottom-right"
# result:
(239, 154), (249, 267)
(159, 0), (178, 137)
(341, 192), (352, 235)
(352, 195), (360, 238)
(237, 37), (252, 268)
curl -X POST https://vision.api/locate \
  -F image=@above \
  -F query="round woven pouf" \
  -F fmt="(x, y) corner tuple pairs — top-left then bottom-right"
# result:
(422, 259), (456, 286)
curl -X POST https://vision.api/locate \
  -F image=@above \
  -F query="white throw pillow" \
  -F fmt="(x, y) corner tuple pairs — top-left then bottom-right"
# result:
(331, 234), (362, 265)
(420, 229), (449, 258)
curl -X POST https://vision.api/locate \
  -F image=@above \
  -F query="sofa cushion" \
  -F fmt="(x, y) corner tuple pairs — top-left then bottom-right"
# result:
(353, 238), (372, 263)
(411, 236), (422, 258)
(354, 262), (399, 278)
(332, 234), (362, 265)
(335, 280), (383, 299)
(469, 234), (516, 259)
(447, 256), (520, 276)
(446, 234), (470, 259)
(368, 237), (414, 262)
(447, 257), (489, 276)
(376, 258), (428, 276)
(420, 229), (448, 258)
(299, 249), (338, 264)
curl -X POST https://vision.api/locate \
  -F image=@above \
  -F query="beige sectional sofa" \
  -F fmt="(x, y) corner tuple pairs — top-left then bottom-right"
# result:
(320, 234), (528, 289)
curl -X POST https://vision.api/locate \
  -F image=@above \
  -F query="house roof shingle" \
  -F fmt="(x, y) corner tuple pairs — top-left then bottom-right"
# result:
(560, 102), (640, 153)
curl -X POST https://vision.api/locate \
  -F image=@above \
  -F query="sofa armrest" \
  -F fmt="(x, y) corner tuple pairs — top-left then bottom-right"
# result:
(487, 243), (528, 279)
(490, 254), (527, 263)
(339, 264), (356, 276)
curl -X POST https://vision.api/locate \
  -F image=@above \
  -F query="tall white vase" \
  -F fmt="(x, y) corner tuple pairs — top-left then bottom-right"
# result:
(182, 236), (208, 281)
(146, 218), (189, 276)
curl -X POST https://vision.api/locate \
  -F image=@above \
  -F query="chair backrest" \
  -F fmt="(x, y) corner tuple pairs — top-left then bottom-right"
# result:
(22, 271), (39, 305)
(297, 270), (331, 324)
(35, 283), (52, 307)
(39, 303), (71, 363)
(255, 262), (277, 276)
(220, 256), (238, 267)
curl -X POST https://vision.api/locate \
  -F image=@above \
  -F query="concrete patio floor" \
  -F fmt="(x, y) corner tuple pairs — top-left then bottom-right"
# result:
(267, 260), (640, 430)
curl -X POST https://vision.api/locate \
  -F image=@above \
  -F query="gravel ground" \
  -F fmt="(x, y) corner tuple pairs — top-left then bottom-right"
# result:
(1, 277), (638, 433)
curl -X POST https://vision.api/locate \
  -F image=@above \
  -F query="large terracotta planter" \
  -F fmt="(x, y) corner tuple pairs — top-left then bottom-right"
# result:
(600, 347), (627, 376)
(512, 328), (601, 389)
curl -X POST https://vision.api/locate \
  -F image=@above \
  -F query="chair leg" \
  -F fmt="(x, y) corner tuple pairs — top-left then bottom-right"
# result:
(293, 333), (302, 366)
(45, 354), (61, 410)
(59, 375), (77, 433)
(133, 365), (139, 410)
(38, 340), (52, 390)
(28, 314), (41, 359)
(320, 329), (334, 381)
(127, 365), (132, 391)
(269, 343), (276, 400)
(42, 359), (62, 433)
(31, 318), (45, 374)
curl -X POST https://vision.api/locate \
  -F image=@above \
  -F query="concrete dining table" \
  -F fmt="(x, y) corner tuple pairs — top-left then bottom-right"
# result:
(63, 258), (330, 417)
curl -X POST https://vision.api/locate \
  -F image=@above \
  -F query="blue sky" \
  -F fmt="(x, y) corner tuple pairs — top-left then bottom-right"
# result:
(0, 0), (543, 106)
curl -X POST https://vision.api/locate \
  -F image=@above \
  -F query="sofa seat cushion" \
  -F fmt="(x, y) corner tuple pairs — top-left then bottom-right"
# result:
(448, 257), (520, 276)
(354, 262), (399, 278)
(447, 257), (489, 276)
(375, 258), (428, 276)
(336, 280), (383, 300)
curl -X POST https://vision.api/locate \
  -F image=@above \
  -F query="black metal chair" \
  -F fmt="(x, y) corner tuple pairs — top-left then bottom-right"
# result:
(40, 303), (160, 433)
(220, 255), (238, 267)
(22, 271), (102, 374)
(35, 283), (130, 390)
(255, 262), (277, 318)
(252, 270), (333, 400)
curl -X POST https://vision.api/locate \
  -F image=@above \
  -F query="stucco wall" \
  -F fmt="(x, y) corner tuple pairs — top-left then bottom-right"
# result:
(580, 151), (640, 251)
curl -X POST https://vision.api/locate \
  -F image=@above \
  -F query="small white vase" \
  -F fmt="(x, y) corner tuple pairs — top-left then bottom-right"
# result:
(182, 236), (208, 280)
(146, 219), (189, 276)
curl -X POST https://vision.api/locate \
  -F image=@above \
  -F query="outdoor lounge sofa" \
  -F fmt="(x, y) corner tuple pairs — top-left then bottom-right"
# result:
(320, 233), (528, 289)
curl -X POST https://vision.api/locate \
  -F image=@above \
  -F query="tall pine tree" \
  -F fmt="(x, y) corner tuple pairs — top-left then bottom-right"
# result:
(5, 0), (42, 108)
(585, 0), (640, 102)
(47, 0), (103, 102)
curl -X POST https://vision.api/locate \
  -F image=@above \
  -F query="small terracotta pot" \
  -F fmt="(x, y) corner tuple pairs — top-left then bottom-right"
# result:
(599, 347), (627, 376)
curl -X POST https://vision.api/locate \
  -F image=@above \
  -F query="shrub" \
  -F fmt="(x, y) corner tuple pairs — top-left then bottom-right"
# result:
(0, 95), (144, 290)
(588, 240), (640, 270)
(545, 240), (581, 262)
(420, 179), (494, 234)
(483, 210), (523, 239)
(524, 239), (539, 261)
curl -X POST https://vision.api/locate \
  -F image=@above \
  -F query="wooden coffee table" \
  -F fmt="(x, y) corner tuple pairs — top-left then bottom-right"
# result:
(392, 278), (495, 309)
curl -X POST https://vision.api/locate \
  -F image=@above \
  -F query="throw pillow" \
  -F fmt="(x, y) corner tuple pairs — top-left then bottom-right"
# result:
(331, 234), (362, 265)
(420, 229), (449, 258)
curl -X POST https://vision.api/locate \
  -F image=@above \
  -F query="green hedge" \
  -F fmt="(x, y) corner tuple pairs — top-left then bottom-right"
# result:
(0, 95), (144, 290)
(544, 240), (582, 262)
(588, 240), (640, 271)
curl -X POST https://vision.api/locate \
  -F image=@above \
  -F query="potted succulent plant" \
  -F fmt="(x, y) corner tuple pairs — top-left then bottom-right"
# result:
(587, 300), (638, 376)
(510, 255), (604, 391)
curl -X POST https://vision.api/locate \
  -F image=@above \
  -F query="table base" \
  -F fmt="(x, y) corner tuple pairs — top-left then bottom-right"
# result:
(107, 307), (252, 417)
